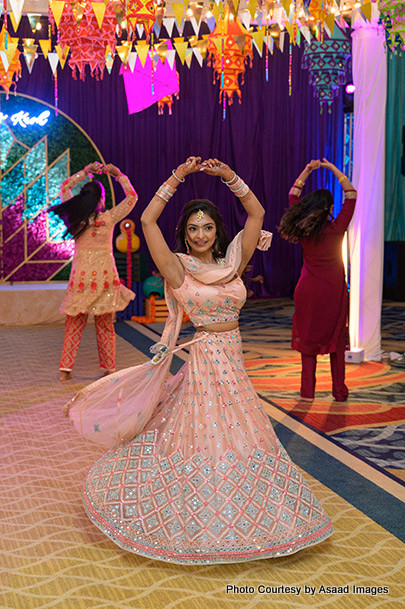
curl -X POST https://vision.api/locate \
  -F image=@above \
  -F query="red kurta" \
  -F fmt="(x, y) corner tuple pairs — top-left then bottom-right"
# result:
(290, 192), (357, 355)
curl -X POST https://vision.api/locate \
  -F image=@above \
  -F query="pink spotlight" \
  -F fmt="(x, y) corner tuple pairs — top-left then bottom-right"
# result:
(346, 84), (356, 94)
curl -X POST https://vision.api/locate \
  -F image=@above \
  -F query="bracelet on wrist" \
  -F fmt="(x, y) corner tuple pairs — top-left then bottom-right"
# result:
(172, 169), (185, 183)
(338, 175), (347, 183)
(296, 179), (305, 187)
(114, 172), (125, 181)
(221, 171), (237, 185)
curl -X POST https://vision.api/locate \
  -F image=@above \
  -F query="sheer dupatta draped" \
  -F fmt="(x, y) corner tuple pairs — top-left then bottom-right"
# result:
(67, 230), (272, 447)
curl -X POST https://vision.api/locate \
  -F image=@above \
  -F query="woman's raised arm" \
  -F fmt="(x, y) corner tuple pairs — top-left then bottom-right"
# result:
(141, 157), (202, 289)
(202, 159), (265, 275)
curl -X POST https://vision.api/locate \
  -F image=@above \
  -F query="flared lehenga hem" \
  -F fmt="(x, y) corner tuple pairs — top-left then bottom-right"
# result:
(82, 426), (333, 564)
(83, 492), (333, 564)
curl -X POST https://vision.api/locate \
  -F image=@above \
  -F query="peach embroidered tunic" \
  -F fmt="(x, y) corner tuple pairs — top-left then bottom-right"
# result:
(59, 174), (137, 317)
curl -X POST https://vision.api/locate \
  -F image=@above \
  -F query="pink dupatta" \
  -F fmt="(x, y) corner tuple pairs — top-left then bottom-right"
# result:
(67, 230), (272, 447)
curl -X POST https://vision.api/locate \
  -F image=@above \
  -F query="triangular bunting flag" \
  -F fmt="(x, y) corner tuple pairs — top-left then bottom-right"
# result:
(48, 52), (59, 75)
(27, 13), (42, 33)
(189, 17), (200, 35)
(185, 47), (193, 68)
(266, 36), (274, 53)
(70, 2), (85, 27)
(127, 51), (137, 72)
(212, 37), (223, 56)
(163, 17), (176, 37)
(39, 39), (51, 59)
(55, 43), (69, 68)
(91, 1), (106, 29)
(240, 11), (251, 30)
(117, 41), (132, 64)
(360, 2), (372, 22)
(211, 2), (223, 24)
(300, 25), (311, 45)
(50, 1), (65, 28)
(279, 30), (286, 52)
(174, 39), (188, 65)
(23, 43), (38, 73)
(3, 41), (19, 66)
(234, 34), (246, 53)
(251, 28), (265, 56)
(136, 43), (149, 67)
(0, 51), (9, 72)
(192, 47), (204, 67)
(325, 13), (335, 37)
(155, 41), (169, 64)
(166, 49), (176, 69)
(172, 3), (185, 27)
(273, 6), (283, 27)
(281, 0), (290, 16)
(248, 0), (257, 21)
(136, 24), (144, 38)
(285, 21), (294, 43)
(9, 0), (25, 31)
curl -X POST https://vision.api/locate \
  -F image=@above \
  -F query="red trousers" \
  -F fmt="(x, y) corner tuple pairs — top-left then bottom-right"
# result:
(59, 312), (116, 372)
(300, 346), (348, 401)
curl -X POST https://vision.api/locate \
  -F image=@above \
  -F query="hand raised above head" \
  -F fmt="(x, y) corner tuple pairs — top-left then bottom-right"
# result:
(320, 157), (338, 171)
(85, 161), (103, 175)
(175, 156), (203, 180)
(103, 163), (121, 177)
(306, 159), (321, 171)
(201, 158), (232, 180)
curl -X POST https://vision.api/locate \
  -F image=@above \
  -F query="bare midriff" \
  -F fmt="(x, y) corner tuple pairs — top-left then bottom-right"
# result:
(195, 320), (239, 333)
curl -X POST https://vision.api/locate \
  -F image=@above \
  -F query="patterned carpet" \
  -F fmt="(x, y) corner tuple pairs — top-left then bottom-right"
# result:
(0, 304), (404, 609)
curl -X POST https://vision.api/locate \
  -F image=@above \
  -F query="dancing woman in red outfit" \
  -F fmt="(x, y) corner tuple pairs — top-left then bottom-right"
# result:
(278, 159), (357, 402)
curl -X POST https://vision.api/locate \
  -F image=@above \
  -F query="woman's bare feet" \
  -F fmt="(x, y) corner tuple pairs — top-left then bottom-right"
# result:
(59, 370), (72, 381)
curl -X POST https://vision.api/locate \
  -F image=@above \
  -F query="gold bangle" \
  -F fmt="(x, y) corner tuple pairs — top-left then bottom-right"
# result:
(296, 179), (305, 186)
(338, 175), (347, 183)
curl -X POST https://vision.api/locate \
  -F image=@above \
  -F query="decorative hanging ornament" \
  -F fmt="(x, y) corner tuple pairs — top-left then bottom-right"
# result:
(208, 5), (253, 105)
(126, 0), (157, 40)
(0, 26), (21, 95)
(379, 0), (405, 51)
(302, 26), (351, 113)
(56, 0), (117, 80)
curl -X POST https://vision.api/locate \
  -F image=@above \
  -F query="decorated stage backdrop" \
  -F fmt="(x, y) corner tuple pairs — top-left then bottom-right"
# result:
(0, 93), (114, 283)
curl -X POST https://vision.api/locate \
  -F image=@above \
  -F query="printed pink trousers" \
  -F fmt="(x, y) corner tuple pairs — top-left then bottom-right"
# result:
(59, 312), (116, 372)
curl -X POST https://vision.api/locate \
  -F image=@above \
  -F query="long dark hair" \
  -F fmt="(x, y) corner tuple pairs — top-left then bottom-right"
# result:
(175, 199), (230, 260)
(48, 181), (104, 239)
(278, 189), (333, 243)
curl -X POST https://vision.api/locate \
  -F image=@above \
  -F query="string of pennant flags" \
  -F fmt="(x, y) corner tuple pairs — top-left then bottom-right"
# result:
(0, 1), (403, 115)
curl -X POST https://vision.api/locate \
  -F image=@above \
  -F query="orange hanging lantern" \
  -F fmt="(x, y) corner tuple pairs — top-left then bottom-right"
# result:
(208, 6), (252, 105)
(0, 27), (22, 95)
(57, 1), (117, 80)
(126, 0), (157, 39)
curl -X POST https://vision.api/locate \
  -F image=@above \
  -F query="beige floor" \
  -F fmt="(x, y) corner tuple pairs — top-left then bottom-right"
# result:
(0, 325), (403, 609)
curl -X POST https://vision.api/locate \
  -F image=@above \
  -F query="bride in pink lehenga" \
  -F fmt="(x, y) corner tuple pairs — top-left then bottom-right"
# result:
(67, 156), (333, 564)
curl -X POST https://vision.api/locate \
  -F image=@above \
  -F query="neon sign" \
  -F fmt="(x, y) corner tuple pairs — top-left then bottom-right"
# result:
(0, 110), (50, 128)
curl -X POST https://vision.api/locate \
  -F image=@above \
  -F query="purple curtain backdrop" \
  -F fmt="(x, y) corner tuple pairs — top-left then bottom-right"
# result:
(14, 42), (344, 297)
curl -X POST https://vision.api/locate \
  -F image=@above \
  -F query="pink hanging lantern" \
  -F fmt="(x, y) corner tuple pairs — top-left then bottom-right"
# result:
(57, 1), (117, 80)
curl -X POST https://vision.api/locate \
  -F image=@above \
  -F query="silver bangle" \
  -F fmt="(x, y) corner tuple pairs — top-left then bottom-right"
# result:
(156, 190), (170, 203)
(172, 170), (185, 183)
(221, 171), (237, 185)
(229, 180), (246, 193)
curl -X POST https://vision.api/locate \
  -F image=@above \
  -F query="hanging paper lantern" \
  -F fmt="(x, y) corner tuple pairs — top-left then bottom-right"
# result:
(208, 6), (253, 105)
(379, 0), (405, 51)
(57, 1), (117, 80)
(126, 0), (157, 39)
(0, 27), (22, 95)
(302, 27), (351, 112)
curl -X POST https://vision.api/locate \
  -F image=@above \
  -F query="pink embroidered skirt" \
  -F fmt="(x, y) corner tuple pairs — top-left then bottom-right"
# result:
(83, 329), (333, 564)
